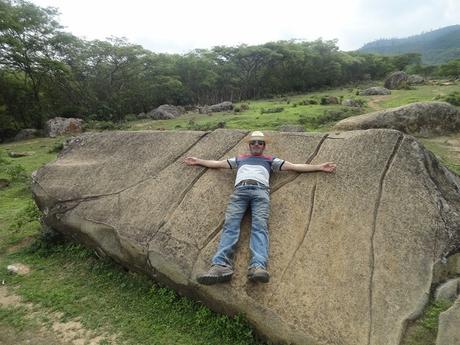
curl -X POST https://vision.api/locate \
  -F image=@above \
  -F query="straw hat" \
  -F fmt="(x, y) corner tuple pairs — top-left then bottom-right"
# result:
(245, 131), (270, 143)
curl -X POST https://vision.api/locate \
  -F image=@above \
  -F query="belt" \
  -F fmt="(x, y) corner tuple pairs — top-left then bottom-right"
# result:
(236, 179), (266, 187)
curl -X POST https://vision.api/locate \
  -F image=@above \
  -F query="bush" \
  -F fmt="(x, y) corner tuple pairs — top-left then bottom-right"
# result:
(85, 120), (125, 131)
(48, 141), (64, 153)
(442, 91), (460, 106)
(301, 99), (318, 105)
(240, 104), (250, 111)
(5, 164), (28, 182)
(186, 120), (226, 131)
(10, 201), (41, 231)
(260, 107), (284, 114)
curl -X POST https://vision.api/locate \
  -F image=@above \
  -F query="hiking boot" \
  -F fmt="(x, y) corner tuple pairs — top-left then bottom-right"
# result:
(196, 265), (233, 285)
(247, 267), (270, 283)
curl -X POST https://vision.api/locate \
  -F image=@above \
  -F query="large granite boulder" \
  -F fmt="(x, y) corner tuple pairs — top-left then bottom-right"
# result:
(384, 71), (409, 90)
(45, 117), (83, 137)
(359, 87), (391, 96)
(333, 101), (460, 136)
(32, 129), (460, 345)
(147, 104), (184, 120)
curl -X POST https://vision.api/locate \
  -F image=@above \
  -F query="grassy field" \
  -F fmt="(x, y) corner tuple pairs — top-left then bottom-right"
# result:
(1, 81), (460, 344)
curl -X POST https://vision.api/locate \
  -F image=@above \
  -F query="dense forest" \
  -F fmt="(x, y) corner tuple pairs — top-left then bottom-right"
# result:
(0, 0), (459, 135)
(359, 25), (460, 64)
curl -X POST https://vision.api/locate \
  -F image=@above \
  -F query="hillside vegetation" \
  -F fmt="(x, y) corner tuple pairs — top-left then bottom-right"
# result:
(359, 25), (460, 64)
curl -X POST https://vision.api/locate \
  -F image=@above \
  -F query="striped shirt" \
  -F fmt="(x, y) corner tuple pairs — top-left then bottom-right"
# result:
(227, 154), (285, 187)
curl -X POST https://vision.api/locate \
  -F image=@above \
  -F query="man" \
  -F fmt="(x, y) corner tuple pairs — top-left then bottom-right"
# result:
(184, 131), (336, 285)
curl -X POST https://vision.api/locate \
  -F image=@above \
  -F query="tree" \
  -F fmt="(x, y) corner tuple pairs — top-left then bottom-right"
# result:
(0, 0), (67, 127)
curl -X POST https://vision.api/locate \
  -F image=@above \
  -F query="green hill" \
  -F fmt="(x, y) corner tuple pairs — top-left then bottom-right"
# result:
(358, 25), (460, 65)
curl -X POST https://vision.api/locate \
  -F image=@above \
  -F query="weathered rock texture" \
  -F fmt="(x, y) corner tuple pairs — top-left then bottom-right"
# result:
(436, 297), (460, 345)
(333, 101), (460, 136)
(384, 71), (409, 90)
(32, 129), (460, 345)
(359, 87), (391, 96)
(147, 104), (184, 120)
(45, 117), (83, 137)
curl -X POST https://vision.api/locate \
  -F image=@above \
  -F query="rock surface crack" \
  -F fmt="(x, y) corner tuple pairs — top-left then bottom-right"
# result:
(368, 133), (403, 345)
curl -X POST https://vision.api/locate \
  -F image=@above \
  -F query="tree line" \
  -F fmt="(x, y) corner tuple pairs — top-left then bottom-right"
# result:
(1, 0), (459, 134)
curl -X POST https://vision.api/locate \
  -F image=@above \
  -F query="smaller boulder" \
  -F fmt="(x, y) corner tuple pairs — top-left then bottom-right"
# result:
(198, 106), (211, 114)
(321, 96), (339, 105)
(147, 105), (184, 120)
(384, 71), (409, 89)
(8, 151), (32, 158)
(359, 87), (391, 96)
(7, 263), (30, 275)
(14, 129), (40, 141)
(435, 278), (460, 303)
(45, 117), (83, 138)
(408, 74), (425, 85)
(342, 99), (362, 107)
(209, 101), (233, 112)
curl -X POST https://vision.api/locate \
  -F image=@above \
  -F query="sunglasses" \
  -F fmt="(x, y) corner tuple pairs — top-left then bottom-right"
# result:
(249, 140), (265, 145)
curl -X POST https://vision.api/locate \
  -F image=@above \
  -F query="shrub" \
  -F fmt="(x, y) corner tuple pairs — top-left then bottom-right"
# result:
(240, 104), (250, 111)
(302, 99), (318, 105)
(5, 164), (28, 182)
(10, 201), (41, 231)
(442, 91), (460, 106)
(48, 141), (64, 153)
(186, 120), (226, 131)
(85, 120), (124, 131)
(234, 106), (241, 113)
(260, 107), (284, 114)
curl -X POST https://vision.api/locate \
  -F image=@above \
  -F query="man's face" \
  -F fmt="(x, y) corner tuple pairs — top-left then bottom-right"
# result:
(249, 140), (266, 155)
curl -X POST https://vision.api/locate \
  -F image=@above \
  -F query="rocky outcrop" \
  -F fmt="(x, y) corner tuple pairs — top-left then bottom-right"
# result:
(359, 87), (391, 96)
(31, 129), (460, 345)
(384, 71), (409, 89)
(147, 105), (184, 120)
(333, 101), (460, 136)
(45, 117), (83, 138)
(436, 297), (460, 345)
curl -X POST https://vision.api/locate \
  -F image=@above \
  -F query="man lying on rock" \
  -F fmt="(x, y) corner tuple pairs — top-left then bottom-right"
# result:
(184, 131), (336, 285)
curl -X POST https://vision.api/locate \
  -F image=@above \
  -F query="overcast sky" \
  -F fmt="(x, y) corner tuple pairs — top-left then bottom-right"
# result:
(31, 0), (460, 54)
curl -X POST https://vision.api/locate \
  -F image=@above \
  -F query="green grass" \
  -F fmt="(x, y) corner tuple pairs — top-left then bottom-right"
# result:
(401, 299), (452, 345)
(419, 138), (460, 175)
(1, 243), (258, 345)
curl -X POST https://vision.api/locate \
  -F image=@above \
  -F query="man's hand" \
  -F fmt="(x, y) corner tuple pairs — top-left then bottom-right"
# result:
(319, 162), (336, 173)
(183, 157), (230, 169)
(184, 157), (199, 166)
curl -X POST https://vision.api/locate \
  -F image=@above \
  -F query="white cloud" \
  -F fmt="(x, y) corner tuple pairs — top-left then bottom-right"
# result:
(30, 0), (460, 53)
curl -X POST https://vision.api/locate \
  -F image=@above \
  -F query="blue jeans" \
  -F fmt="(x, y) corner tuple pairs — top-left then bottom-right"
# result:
(212, 184), (270, 269)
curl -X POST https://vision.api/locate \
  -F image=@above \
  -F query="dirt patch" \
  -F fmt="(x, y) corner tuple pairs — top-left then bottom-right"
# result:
(367, 95), (391, 111)
(0, 286), (119, 345)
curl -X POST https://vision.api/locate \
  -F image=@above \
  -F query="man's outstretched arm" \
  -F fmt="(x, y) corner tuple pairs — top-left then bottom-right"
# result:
(184, 157), (231, 169)
(281, 161), (336, 173)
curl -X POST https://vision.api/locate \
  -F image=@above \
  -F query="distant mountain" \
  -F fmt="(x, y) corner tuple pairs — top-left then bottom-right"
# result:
(358, 25), (460, 65)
